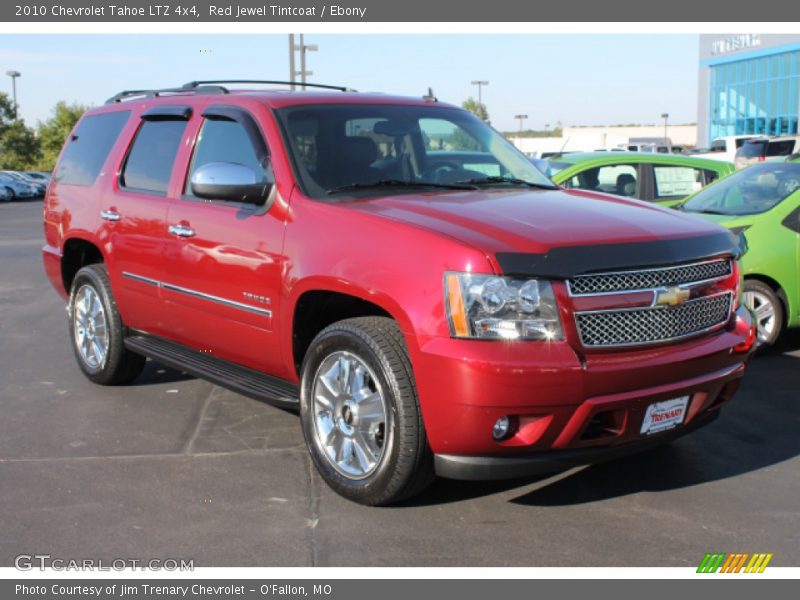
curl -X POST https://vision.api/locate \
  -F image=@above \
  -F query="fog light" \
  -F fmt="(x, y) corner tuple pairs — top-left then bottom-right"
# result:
(492, 416), (512, 440)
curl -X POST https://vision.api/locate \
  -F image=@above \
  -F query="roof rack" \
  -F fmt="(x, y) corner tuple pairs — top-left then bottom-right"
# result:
(105, 85), (228, 104)
(105, 80), (356, 104)
(181, 80), (357, 93)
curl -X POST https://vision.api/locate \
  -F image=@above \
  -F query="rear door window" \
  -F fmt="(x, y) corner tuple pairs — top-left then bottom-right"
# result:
(121, 120), (187, 194)
(652, 165), (706, 199)
(567, 164), (638, 197)
(54, 111), (131, 186)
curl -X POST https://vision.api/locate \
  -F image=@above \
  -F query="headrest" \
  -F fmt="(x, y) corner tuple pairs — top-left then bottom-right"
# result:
(341, 137), (378, 167)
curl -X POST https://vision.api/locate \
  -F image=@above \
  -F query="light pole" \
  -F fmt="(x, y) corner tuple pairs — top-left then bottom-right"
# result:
(661, 112), (669, 146)
(298, 35), (317, 89)
(288, 35), (296, 90)
(6, 70), (20, 119)
(514, 114), (528, 134)
(471, 80), (489, 108)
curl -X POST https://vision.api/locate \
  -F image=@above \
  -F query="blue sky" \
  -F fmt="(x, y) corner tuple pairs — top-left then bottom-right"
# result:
(0, 34), (699, 131)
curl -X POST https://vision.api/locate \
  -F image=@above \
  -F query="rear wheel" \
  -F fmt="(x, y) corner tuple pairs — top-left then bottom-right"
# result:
(742, 279), (783, 348)
(300, 317), (434, 505)
(4, 187), (15, 202)
(68, 264), (146, 384)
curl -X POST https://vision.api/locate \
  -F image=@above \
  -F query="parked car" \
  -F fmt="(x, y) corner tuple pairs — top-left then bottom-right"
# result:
(692, 135), (760, 163)
(734, 136), (800, 169)
(680, 161), (800, 346)
(544, 152), (735, 207)
(24, 171), (51, 184)
(43, 80), (756, 505)
(0, 171), (46, 196)
(0, 173), (36, 200)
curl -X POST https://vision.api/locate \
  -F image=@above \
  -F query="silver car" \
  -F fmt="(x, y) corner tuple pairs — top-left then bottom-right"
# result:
(0, 174), (36, 199)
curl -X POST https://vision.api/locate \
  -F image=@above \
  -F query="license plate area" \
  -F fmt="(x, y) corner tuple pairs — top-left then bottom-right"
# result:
(640, 396), (690, 435)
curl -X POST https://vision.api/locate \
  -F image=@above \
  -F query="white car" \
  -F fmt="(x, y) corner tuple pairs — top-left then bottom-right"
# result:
(692, 135), (760, 163)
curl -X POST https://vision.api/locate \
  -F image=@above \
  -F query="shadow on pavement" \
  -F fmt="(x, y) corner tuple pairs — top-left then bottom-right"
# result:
(402, 342), (800, 508)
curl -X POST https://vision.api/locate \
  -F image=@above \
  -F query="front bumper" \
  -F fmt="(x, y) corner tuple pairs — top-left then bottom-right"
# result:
(435, 410), (719, 480)
(411, 305), (754, 462)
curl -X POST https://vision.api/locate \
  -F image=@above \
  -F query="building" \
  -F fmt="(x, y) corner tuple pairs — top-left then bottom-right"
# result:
(509, 124), (697, 157)
(698, 34), (800, 146)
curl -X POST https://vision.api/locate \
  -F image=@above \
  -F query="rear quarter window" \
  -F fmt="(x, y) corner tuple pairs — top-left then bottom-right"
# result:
(53, 111), (131, 186)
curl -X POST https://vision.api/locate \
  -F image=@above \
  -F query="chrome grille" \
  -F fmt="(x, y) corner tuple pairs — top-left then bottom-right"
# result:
(575, 293), (733, 347)
(568, 259), (732, 295)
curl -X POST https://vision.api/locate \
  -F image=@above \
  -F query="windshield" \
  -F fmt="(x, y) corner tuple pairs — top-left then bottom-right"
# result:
(275, 104), (554, 199)
(682, 163), (800, 216)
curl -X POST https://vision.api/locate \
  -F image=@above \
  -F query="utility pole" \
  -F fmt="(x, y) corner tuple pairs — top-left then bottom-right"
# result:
(515, 114), (528, 134)
(288, 35), (296, 90)
(297, 35), (317, 89)
(6, 70), (20, 119)
(471, 80), (489, 108)
(661, 112), (669, 147)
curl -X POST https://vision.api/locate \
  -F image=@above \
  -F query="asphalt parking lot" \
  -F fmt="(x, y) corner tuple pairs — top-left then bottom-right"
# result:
(1, 199), (798, 567)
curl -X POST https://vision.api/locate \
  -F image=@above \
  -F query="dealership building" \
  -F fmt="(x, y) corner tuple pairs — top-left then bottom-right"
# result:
(698, 34), (800, 146)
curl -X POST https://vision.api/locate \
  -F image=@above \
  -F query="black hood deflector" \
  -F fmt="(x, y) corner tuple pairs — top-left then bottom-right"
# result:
(496, 231), (741, 279)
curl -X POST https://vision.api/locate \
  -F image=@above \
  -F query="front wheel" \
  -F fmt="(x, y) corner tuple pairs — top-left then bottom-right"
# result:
(300, 317), (434, 505)
(742, 279), (783, 349)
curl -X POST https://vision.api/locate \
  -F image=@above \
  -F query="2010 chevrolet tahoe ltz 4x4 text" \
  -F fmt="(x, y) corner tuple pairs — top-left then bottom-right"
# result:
(43, 81), (757, 505)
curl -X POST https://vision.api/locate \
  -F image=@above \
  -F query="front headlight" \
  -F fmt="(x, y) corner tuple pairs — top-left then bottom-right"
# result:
(444, 272), (564, 341)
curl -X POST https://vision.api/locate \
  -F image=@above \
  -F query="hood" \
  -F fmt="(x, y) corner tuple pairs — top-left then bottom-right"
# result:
(344, 188), (728, 256)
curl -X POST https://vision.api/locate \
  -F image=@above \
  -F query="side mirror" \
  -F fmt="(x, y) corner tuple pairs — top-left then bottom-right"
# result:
(190, 162), (273, 205)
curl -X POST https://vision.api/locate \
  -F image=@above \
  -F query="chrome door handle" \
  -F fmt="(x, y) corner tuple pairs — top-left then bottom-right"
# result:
(99, 210), (121, 222)
(168, 224), (196, 238)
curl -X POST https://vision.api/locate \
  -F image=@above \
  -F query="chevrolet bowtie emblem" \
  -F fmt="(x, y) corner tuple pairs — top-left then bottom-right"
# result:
(656, 286), (691, 307)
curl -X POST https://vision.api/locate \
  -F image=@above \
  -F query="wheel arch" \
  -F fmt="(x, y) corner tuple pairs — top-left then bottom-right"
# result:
(61, 236), (106, 295)
(287, 278), (416, 378)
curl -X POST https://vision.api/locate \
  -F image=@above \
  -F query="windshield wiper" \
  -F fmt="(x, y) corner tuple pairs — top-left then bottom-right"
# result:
(683, 208), (733, 215)
(327, 179), (477, 195)
(456, 176), (558, 190)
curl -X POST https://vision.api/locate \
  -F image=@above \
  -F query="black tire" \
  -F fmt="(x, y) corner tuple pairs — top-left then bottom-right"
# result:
(68, 264), (146, 385)
(299, 317), (434, 506)
(743, 279), (784, 349)
(4, 187), (15, 202)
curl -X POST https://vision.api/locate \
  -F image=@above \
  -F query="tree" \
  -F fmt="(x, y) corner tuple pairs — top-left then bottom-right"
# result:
(36, 101), (88, 171)
(0, 92), (41, 170)
(462, 96), (489, 122)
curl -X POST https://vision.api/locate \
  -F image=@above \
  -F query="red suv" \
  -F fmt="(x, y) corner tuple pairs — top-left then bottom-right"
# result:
(43, 81), (757, 505)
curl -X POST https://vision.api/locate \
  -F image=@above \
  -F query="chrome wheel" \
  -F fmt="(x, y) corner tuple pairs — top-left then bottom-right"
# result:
(72, 284), (109, 369)
(311, 351), (388, 480)
(743, 289), (776, 345)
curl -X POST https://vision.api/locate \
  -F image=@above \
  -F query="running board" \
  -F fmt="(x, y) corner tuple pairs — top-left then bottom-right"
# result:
(124, 333), (299, 409)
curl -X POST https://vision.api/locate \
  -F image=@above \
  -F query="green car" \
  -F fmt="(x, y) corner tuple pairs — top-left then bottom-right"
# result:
(544, 152), (735, 207)
(680, 161), (800, 346)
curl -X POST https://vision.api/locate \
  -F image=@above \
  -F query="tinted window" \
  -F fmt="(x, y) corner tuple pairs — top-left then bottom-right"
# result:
(653, 165), (705, 199)
(54, 111), (130, 186)
(709, 140), (726, 152)
(121, 120), (186, 194)
(766, 140), (796, 157)
(186, 118), (268, 193)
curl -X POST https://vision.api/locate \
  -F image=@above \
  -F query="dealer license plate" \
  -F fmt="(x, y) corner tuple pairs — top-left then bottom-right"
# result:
(640, 396), (690, 435)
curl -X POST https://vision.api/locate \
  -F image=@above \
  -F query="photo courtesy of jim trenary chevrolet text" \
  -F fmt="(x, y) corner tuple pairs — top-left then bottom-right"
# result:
(0, 0), (798, 596)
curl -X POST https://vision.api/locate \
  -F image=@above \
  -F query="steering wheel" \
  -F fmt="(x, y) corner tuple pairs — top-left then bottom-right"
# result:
(423, 160), (462, 182)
